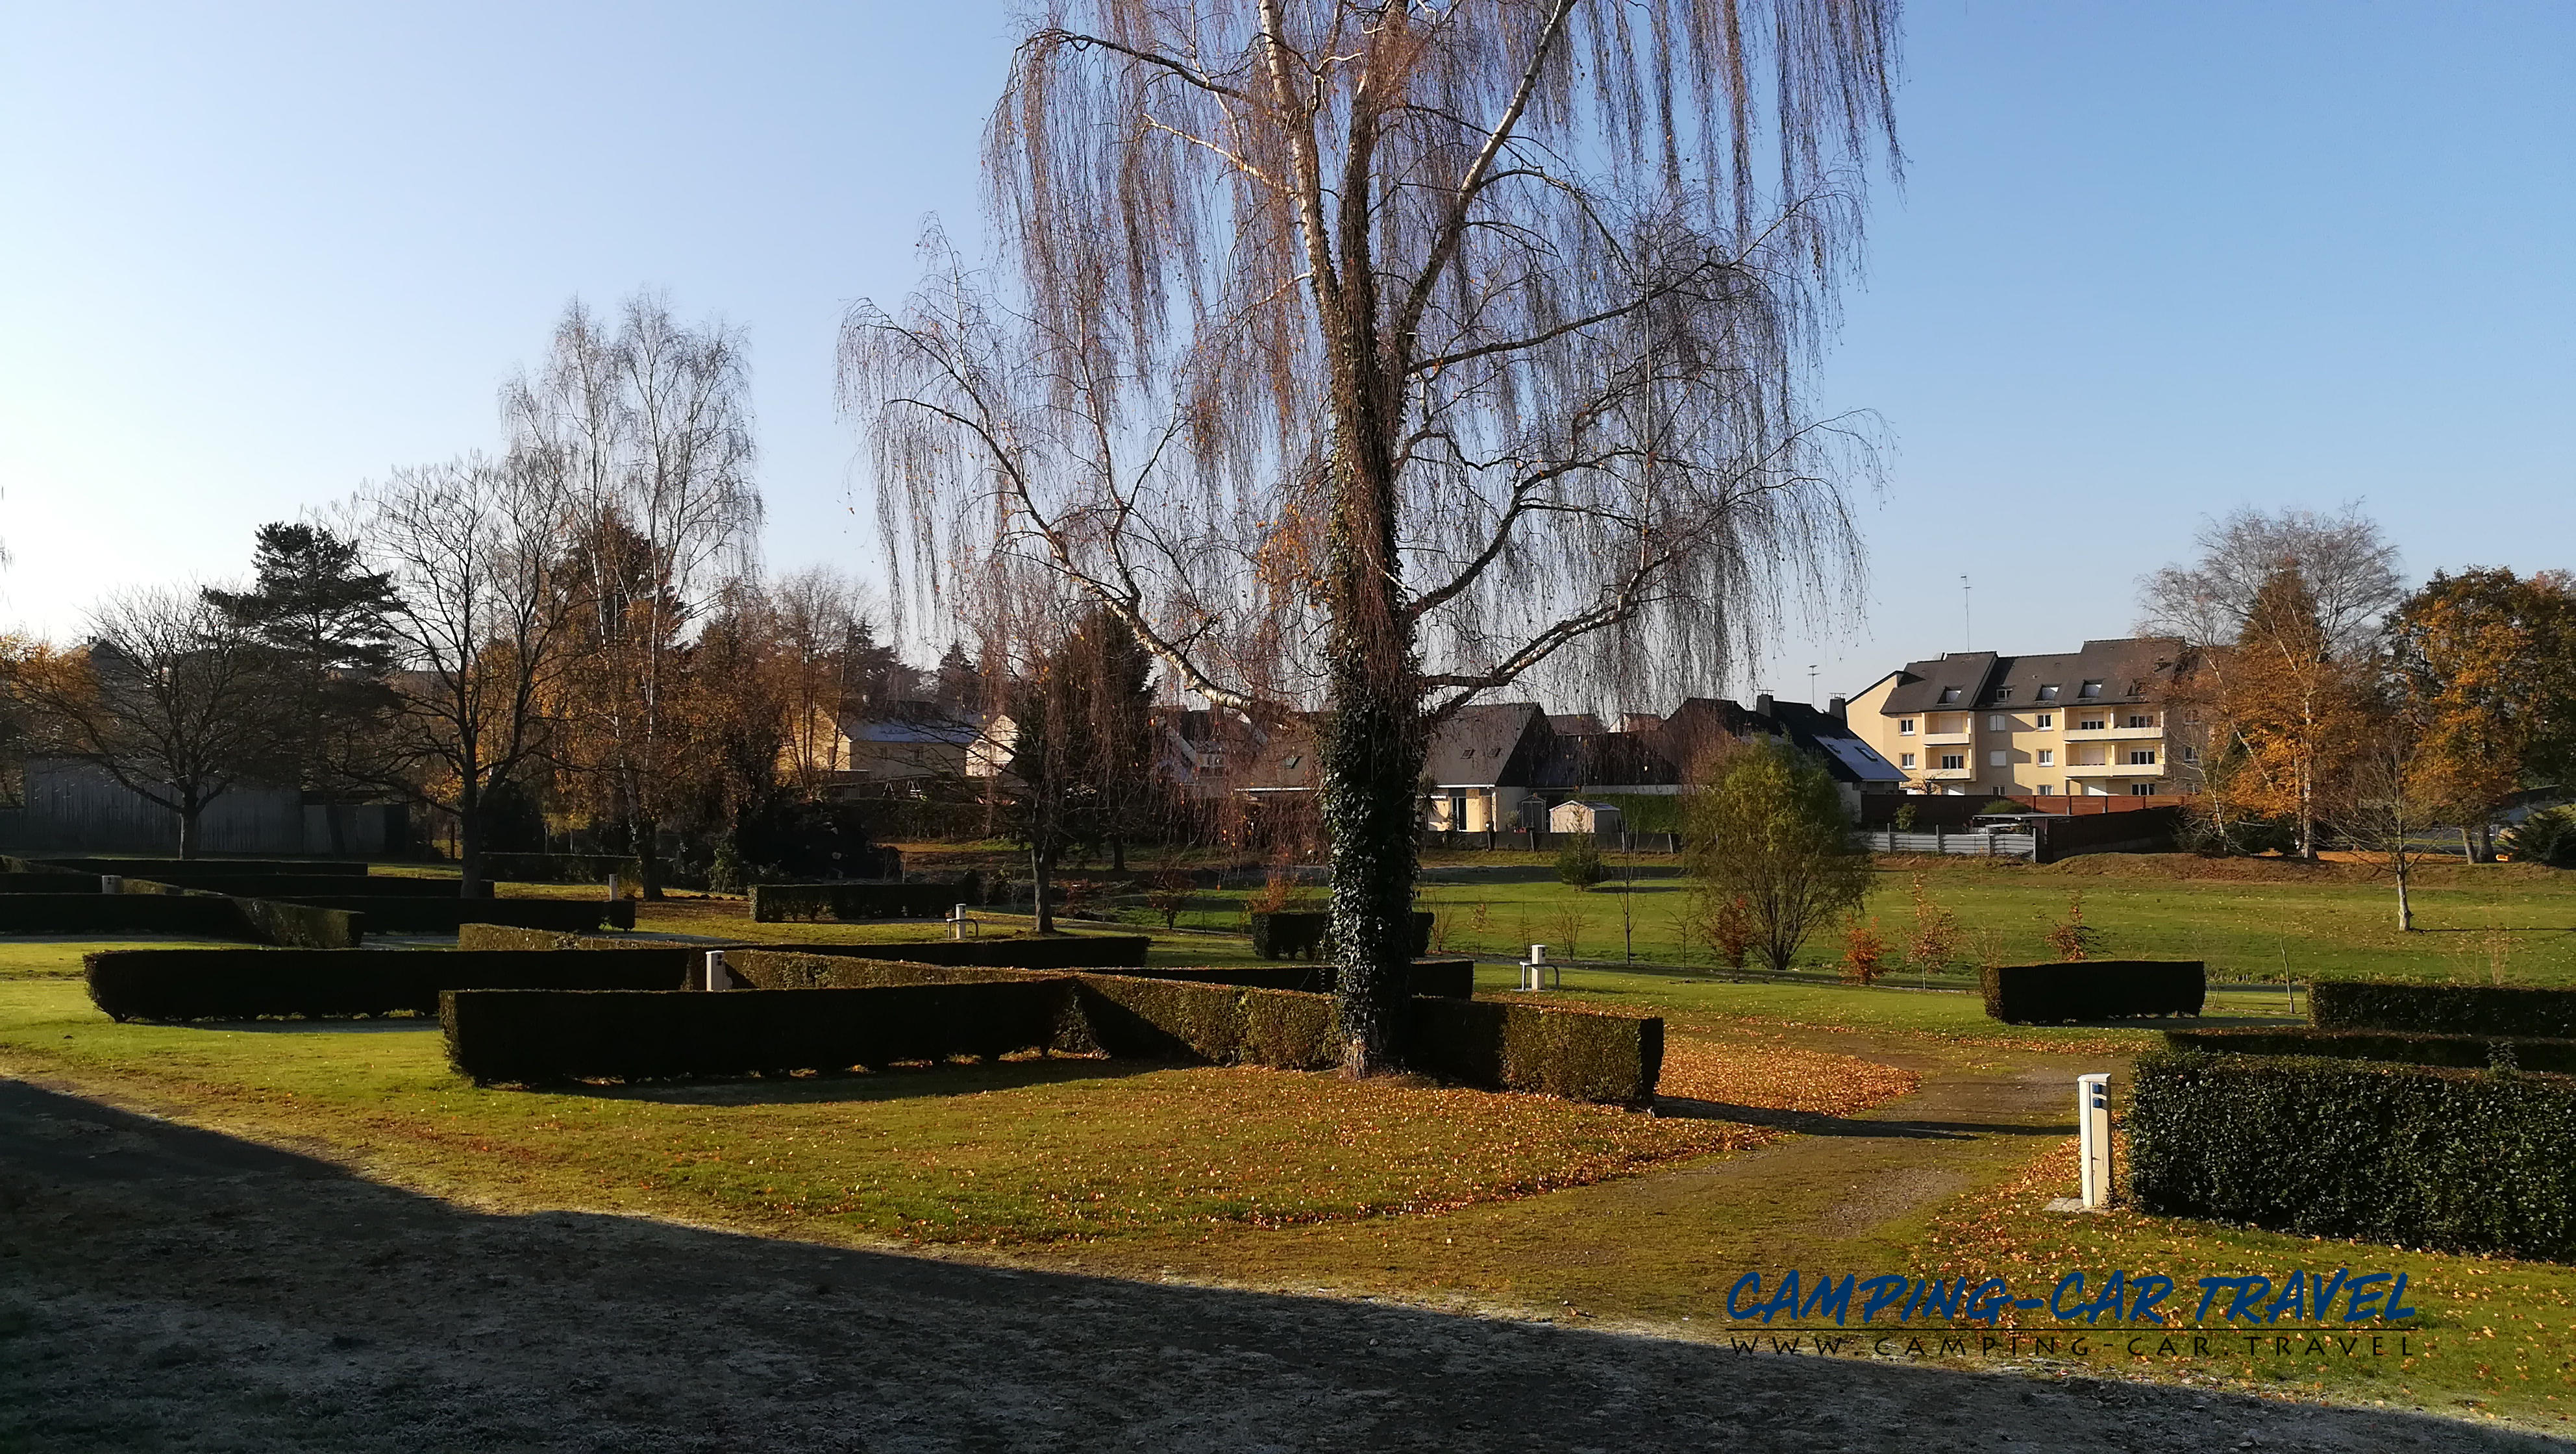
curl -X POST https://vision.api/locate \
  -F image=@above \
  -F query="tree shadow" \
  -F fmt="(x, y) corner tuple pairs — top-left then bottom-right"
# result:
(5, 1076), (2547, 1453)
(544, 1052), (1157, 1105)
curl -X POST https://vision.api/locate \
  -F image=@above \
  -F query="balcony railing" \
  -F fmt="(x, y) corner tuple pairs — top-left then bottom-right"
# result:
(1918, 730), (1973, 745)
(1916, 765), (1974, 780)
(2063, 724), (2164, 740)
(2062, 759), (2166, 778)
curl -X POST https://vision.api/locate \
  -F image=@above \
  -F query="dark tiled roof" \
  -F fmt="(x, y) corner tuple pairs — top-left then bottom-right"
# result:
(1876, 639), (2186, 714)
(1528, 732), (1683, 791)
(1425, 702), (1550, 788)
(1878, 652), (2000, 715)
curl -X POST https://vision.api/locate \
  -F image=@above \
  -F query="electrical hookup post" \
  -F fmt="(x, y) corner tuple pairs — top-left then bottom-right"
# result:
(2046, 1073), (2113, 1214)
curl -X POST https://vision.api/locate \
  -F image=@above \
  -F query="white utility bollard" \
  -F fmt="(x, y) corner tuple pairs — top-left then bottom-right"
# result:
(2077, 1073), (2112, 1210)
(950, 904), (975, 941)
(608, 872), (623, 901)
(100, 875), (123, 895)
(702, 950), (730, 993)
(1520, 943), (1550, 992)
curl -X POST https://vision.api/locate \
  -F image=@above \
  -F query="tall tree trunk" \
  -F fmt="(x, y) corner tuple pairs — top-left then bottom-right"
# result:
(176, 799), (200, 860)
(457, 782), (488, 899)
(2395, 858), (2413, 931)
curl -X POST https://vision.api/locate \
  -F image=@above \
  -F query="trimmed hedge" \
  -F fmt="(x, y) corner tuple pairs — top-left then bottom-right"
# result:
(1981, 961), (2205, 1023)
(125, 874), (464, 898)
(474, 852), (647, 885)
(1109, 959), (1476, 998)
(2165, 1026), (2576, 1076)
(443, 981), (1072, 1082)
(750, 881), (956, 922)
(0, 893), (360, 948)
(1248, 911), (1433, 960)
(0, 875), (99, 894)
(2129, 1048), (2576, 1261)
(2310, 980), (2576, 1039)
(86, 947), (690, 1021)
(443, 959), (1661, 1103)
(1411, 996), (1665, 1105)
(34, 857), (367, 878)
(279, 897), (627, 935)
(784, 934), (1150, 969)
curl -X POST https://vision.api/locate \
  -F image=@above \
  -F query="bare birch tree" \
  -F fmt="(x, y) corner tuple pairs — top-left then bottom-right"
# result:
(509, 295), (762, 894)
(354, 454), (577, 896)
(843, 1), (1899, 1071)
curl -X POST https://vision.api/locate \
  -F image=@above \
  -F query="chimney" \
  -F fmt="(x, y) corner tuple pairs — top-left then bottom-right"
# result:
(1828, 695), (1847, 721)
(1753, 693), (1774, 720)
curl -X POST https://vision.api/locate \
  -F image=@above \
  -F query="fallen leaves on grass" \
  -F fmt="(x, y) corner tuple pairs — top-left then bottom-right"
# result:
(1655, 1036), (1919, 1116)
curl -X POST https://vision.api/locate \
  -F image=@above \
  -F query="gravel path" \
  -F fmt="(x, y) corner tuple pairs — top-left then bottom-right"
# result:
(3, 1076), (2562, 1453)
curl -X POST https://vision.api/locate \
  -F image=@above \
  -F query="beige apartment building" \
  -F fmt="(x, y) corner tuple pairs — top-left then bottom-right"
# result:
(1845, 639), (2200, 798)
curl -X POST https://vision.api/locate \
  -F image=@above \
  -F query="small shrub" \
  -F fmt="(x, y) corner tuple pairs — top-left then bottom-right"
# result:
(1892, 803), (1920, 832)
(1143, 870), (1195, 930)
(1977, 798), (2021, 815)
(1839, 915), (1888, 985)
(1555, 838), (1605, 890)
(2041, 889), (2105, 962)
(1703, 893), (1755, 970)
(1903, 873), (1960, 976)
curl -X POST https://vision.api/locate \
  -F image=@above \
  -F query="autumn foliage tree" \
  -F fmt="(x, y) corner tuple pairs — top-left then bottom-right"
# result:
(846, 0), (1899, 1071)
(2386, 567), (2576, 856)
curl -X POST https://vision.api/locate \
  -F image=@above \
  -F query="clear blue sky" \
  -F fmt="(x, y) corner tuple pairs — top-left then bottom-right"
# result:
(4, 2), (2569, 707)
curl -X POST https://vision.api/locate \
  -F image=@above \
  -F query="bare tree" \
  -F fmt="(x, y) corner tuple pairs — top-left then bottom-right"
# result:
(771, 566), (871, 794)
(843, 1), (1898, 1072)
(2140, 505), (2403, 662)
(2331, 705), (2453, 933)
(353, 454), (576, 896)
(14, 587), (285, 857)
(509, 295), (762, 896)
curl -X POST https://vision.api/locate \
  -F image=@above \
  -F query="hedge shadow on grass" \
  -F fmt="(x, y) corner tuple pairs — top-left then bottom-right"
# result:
(545, 1054), (1144, 1107)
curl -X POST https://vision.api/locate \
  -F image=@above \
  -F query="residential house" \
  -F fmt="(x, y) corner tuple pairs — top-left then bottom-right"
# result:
(808, 702), (1017, 797)
(1845, 639), (2198, 798)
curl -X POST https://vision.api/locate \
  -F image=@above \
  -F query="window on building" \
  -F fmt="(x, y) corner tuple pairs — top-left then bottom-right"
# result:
(1992, 687), (2014, 703)
(1899, 752), (1916, 768)
(1283, 754), (1301, 769)
(1937, 686), (1961, 704)
(2037, 684), (2061, 700)
(2181, 746), (2199, 764)
(2078, 680), (2103, 698)
(2035, 713), (2053, 729)
(2129, 749), (2157, 765)
(2035, 783), (2053, 796)
(2125, 713), (2155, 729)
(2037, 749), (2055, 766)
(2182, 707), (2202, 724)
(1984, 713), (2005, 732)
(2078, 717), (2107, 732)
(1898, 717), (1916, 735)
(1987, 750), (2007, 767)
(1939, 754), (1964, 771)
(1461, 748), (1475, 759)
(2131, 679), (2149, 695)
(2130, 782), (2161, 796)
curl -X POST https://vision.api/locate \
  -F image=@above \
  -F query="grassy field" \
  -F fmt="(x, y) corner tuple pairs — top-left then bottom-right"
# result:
(1043, 852), (2576, 987)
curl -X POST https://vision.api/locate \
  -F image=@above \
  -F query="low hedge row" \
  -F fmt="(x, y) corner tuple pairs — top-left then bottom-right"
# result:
(125, 874), (464, 898)
(35, 857), (367, 878)
(281, 897), (630, 935)
(0, 874), (99, 894)
(2310, 980), (2576, 1039)
(2129, 1048), (2576, 1261)
(474, 852), (647, 885)
(447, 959), (1662, 1104)
(1981, 961), (2205, 1023)
(0, 893), (360, 948)
(750, 881), (957, 922)
(1112, 959), (1475, 998)
(87, 947), (689, 1020)
(1247, 911), (1433, 961)
(2166, 1026), (2576, 1075)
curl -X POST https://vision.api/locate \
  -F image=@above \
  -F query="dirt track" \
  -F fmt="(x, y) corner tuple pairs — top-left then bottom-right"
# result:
(3, 1078), (2563, 1453)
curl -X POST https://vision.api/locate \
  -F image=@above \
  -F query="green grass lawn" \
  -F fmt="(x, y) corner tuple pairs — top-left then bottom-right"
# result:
(1078, 854), (2576, 987)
